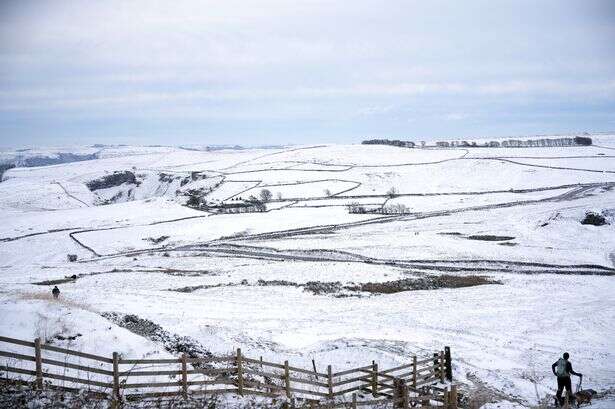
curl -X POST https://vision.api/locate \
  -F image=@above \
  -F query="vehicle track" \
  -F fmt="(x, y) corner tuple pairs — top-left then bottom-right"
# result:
(148, 243), (615, 276)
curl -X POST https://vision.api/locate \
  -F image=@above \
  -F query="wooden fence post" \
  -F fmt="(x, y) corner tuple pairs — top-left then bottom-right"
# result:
(444, 346), (452, 381)
(421, 392), (430, 408)
(236, 348), (244, 396)
(393, 378), (406, 409)
(34, 338), (43, 390)
(112, 352), (120, 403)
(402, 382), (409, 409)
(284, 360), (291, 399)
(439, 351), (445, 383)
(181, 353), (188, 399)
(393, 378), (400, 408)
(327, 365), (333, 399)
(371, 361), (378, 397)
(412, 356), (417, 388)
(0, 336), (459, 408)
(450, 384), (458, 409)
(312, 359), (319, 380)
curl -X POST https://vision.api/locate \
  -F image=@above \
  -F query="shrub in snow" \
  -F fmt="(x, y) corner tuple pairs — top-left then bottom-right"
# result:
(382, 203), (410, 214)
(347, 202), (366, 213)
(186, 194), (201, 208)
(581, 212), (608, 226)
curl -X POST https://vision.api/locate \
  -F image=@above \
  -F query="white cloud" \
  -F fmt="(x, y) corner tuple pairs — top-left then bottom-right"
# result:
(0, 0), (614, 143)
(444, 113), (469, 121)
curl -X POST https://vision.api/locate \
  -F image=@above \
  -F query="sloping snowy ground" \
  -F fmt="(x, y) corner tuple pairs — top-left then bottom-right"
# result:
(0, 198), (202, 239)
(1, 137), (614, 408)
(70, 207), (380, 255)
(252, 188), (615, 267)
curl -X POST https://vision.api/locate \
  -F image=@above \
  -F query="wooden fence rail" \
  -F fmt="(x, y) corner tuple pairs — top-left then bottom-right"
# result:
(0, 335), (457, 408)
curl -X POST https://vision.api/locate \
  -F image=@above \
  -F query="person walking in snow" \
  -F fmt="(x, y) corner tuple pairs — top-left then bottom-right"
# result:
(52, 286), (60, 299)
(552, 352), (582, 406)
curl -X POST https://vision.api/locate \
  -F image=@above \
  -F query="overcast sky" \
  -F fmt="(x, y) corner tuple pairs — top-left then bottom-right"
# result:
(1, 0), (615, 148)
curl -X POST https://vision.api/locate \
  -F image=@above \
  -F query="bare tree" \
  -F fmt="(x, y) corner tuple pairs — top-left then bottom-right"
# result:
(387, 187), (398, 198)
(324, 189), (331, 197)
(276, 192), (283, 200)
(259, 189), (273, 202)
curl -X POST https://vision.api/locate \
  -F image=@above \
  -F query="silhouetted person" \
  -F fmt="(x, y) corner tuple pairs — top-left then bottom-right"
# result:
(52, 286), (60, 299)
(552, 352), (582, 406)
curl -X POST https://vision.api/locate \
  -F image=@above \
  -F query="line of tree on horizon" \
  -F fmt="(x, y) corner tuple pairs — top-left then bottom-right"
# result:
(361, 135), (593, 149)
(362, 139), (416, 148)
(435, 136), (592, 148)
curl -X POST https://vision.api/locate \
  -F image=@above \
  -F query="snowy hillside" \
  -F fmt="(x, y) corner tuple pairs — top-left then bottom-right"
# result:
(1, 136), (614, 408)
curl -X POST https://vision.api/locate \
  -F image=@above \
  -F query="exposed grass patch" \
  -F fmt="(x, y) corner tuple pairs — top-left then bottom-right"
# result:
(17, 291), (96, 313)
(467, 235), (515, 241)
(168, 275), (501, 296)
(346, 275), (501, 294)
(32, 276), (77, 286)
(304, 281), (344, 295)
(169, 279), (248, 293)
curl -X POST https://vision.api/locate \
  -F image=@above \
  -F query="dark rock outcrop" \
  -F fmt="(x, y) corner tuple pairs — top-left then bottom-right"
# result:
(86, 171), (138, 191)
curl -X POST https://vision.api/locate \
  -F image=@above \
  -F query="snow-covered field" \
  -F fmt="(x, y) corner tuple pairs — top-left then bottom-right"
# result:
(1, 137), (614, 408)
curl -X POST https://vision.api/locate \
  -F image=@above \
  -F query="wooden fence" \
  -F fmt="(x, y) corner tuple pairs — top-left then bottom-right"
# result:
(0, 335), (457, 408)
